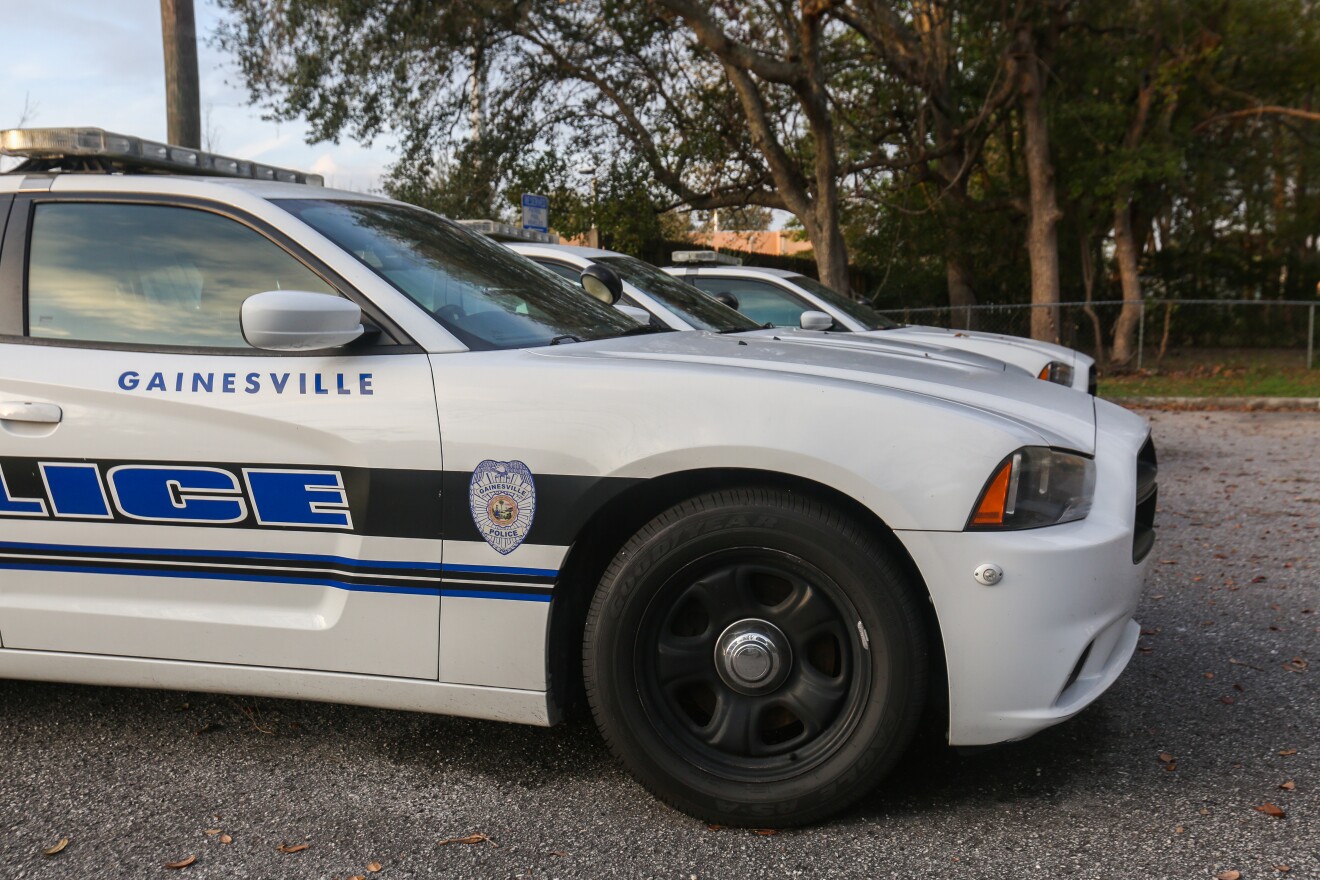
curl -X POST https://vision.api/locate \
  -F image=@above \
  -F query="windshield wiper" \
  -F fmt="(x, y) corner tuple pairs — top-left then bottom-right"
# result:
(549, 335), (582, 345)
(614, 324), (674, 337)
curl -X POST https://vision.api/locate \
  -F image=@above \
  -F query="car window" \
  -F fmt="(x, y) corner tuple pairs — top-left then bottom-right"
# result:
(687, 276), (811, 328)
(785, 275), (900, 330)
(279, 200), (636, 351)
(530, 258), (584, 284)
(596, 256), (759, 333)
(26, 202), (338, 347)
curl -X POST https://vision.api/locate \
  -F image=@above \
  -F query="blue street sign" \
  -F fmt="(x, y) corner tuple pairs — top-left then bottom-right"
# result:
(522, 193), (549, 233)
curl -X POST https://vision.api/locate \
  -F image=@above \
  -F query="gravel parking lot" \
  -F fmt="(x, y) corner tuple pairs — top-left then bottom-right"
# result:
(1, 409), (1316, 879)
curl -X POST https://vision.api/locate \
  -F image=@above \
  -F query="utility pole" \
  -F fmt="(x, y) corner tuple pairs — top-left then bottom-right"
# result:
(160, 0), (201, 148)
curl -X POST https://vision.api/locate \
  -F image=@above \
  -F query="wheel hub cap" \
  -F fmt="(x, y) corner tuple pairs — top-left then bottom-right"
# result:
(714, 618), (792, 695)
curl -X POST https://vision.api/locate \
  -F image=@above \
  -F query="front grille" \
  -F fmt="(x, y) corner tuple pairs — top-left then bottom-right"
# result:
(1133, 436), (1158, 562)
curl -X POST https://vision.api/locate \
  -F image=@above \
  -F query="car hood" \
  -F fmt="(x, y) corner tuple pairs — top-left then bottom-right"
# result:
(532, 332), (1096, 454)
(737, 327), (1024, 374)
(881, 324), (1081, 368)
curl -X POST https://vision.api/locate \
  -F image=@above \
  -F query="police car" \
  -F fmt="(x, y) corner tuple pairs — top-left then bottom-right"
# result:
(504, 240), (1040, 377)
(665, 255), (1098, 393)
(0, 129), (1155, 826)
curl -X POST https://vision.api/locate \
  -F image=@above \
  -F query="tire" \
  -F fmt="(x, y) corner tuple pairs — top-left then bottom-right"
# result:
(583, 487), (927, 826)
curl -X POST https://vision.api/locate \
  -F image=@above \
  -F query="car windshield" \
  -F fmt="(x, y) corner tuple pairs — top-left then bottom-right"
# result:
(787, 276), (901, 330)
(595, 256), (760, 333)
(276, 199), (637, 350)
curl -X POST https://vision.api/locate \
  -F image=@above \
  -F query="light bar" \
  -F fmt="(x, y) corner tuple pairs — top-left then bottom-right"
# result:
(0, 127), (324, 186)
(671, 250), (742, 266)
(458, 219), (559, 245)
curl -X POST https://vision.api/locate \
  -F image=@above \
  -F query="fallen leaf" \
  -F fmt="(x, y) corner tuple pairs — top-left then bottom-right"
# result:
(1279, 748), (1298, 756)
(43, 839), (69, 856)
(277, 843), (310, 854)
(1158, 752), (1175, 764)
(754, 828), (779, 836)
(706, 824), (724, 831)
(1279, 780), (1296, 791)
(548, 851), (566, 857)
(219, 835), (232, 845)
(366, 862), (383, 873)
(204, 829), (222, 836)
(1217, 871), (1241, 880)
(1174, 826), (1185, 834)
(438, 833), (497, 848)
(1283, 656), (1308, 672)
(1198, 808), (1210, 816)
(164, 855), (197, 869)
(350, 876), (366, 880)
(1204, 672), (1215, 680)
(1220, 696), (1235, 705)
(1277, 865), (1292, 873)
(1255, 803), (1286, 819)
(1165, 762), (1177, 771)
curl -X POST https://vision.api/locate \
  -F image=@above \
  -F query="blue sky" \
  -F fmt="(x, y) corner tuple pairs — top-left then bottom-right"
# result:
(1, 0), (397, 190)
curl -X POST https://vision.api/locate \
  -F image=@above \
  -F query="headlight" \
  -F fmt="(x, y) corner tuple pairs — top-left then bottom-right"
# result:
(1037, 361), (1074, 386)
(967, 447), (1096, 530)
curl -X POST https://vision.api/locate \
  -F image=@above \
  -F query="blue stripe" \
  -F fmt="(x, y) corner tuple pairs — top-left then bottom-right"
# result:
(440, 588), (554, 602)
(0, 560), (555, 602)
(0, 541), (560, 579)
(0, 560), (443, 596)
(440, 562), (559, 578)
(0, 540), (442, 571)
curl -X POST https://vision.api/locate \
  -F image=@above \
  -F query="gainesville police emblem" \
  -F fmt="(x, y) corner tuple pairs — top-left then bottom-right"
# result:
(469, 460), (536, 555)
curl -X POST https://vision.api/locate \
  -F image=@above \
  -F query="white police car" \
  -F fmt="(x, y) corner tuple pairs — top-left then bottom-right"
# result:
(665, 255), (1098, 393)
(0, 129), (1155, 826)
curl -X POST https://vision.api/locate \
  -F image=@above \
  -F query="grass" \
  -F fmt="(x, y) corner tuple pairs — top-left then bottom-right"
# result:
(1098, 348), (1320, 399)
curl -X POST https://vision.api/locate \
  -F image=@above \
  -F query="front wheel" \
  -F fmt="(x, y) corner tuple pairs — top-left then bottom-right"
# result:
(583, 488), (927, 826)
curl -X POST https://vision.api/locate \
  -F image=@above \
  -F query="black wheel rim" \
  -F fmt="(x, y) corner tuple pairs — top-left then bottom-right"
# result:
(634, 548), (875, 783)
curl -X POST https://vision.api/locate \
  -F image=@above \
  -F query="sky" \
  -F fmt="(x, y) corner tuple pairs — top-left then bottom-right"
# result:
(0, 0), (397, 191)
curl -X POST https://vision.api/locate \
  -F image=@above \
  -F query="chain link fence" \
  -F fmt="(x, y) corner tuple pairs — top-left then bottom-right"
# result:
(876, 299), (1318, 370)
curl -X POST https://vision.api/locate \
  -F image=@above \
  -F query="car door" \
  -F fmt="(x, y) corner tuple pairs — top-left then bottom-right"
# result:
(0, 194), (444, 679)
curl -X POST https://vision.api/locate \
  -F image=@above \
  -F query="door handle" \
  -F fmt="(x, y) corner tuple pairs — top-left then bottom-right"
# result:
(0, 401), (63, 424)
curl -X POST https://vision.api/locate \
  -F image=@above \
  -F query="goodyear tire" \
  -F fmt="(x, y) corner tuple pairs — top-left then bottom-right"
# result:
(583, 488), (927, 826)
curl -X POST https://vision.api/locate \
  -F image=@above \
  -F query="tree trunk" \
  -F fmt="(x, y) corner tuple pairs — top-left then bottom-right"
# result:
(1079, 232), (1105, 368)
(160, 0), (201, 148)
(1110, 200), (1143, 368)
(946, 255), (977, 330)
(812, 218), (852, 296)
(1016, 27), (1061, 344)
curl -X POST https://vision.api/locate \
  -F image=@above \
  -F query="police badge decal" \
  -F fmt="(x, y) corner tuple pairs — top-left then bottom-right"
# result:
(469, 460), (537, 555)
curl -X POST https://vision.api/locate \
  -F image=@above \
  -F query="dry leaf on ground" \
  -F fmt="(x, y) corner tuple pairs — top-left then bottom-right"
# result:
(1255, 803), (1287, 818)
(277, 843), (311, 854)
(219, 835), (232, 845)
(366, 862), (383, 873)
(1279, 780), (1296, 791)
(42, 839), (69, 856)
(164, 854), (197, 869)
(1279, 748), (1299, 756)
(1216, 871), (1241, 880)
(203, 829), (222, 836)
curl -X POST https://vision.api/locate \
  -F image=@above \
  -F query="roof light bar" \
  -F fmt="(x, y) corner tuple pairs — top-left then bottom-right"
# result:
(458, 219), (560, 245)
(671, 250), (742, 266)
(0, 127), (324, 186)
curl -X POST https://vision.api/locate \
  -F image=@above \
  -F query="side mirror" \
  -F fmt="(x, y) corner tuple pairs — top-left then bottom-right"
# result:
(615, 304), (652, 324)
(580, 263), (624, 305)
(799, 310), (835, 331)
(241, 290), (364, 351)
(712, 291), (740, 310)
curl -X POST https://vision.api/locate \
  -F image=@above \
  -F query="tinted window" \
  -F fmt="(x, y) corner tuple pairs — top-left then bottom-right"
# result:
(26, 202), (337, 347)
(280, 200), (635, 350)
(687, 276), (813, 328)
(596, 256), (758, 332)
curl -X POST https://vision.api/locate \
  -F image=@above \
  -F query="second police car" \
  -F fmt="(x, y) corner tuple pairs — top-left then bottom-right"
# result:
(0, 129), (1155, 826)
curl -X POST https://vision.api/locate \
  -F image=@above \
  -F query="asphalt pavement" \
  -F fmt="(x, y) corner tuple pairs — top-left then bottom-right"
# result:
(1, 409), (1316, 879)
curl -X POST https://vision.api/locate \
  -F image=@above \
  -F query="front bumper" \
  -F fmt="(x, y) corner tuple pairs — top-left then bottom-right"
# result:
(897, 408), (1153, 745)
